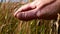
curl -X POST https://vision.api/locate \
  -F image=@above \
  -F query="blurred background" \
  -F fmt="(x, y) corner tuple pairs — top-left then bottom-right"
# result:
(0, 0), (60, 34)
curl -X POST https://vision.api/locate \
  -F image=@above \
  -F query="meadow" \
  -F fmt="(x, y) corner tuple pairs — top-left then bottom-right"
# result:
(0, 0), (60, 34)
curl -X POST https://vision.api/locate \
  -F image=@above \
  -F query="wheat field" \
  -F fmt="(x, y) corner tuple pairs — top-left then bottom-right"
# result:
(0, 0), (60, 34)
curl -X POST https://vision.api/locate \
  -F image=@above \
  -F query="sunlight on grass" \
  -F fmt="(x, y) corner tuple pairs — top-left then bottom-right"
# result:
(0, 0), (60, 34)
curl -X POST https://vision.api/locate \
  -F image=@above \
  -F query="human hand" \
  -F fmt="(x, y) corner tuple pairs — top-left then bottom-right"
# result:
(14, 0), (60, 21)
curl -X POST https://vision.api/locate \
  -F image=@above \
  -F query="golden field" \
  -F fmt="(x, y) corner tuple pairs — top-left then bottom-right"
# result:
(0, 0), (60, 34)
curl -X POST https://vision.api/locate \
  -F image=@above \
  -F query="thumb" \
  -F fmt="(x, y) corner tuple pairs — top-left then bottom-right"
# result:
(15, 9), (38, 21)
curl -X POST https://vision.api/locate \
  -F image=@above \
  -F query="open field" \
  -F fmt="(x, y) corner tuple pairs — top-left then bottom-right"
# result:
(0, 1), (60, 34)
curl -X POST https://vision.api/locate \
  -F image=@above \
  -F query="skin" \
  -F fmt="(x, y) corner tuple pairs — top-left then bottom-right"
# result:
(14, 0), (60, 21)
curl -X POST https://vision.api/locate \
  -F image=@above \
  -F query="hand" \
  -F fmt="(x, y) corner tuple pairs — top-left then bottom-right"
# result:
(14, 0), (60, 21)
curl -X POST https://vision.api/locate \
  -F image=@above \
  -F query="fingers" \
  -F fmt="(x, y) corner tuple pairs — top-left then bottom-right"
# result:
(16, 9), (38, 21)
(14, 0), (57, 21)
(14, 3), (36, 17)
(14, 4), (30, 17)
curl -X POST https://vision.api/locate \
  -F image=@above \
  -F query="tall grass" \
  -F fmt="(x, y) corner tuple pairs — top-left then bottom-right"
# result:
(0, 0), (60, 34)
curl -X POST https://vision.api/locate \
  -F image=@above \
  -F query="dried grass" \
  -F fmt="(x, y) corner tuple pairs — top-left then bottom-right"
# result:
(0, 0), (60, 34)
